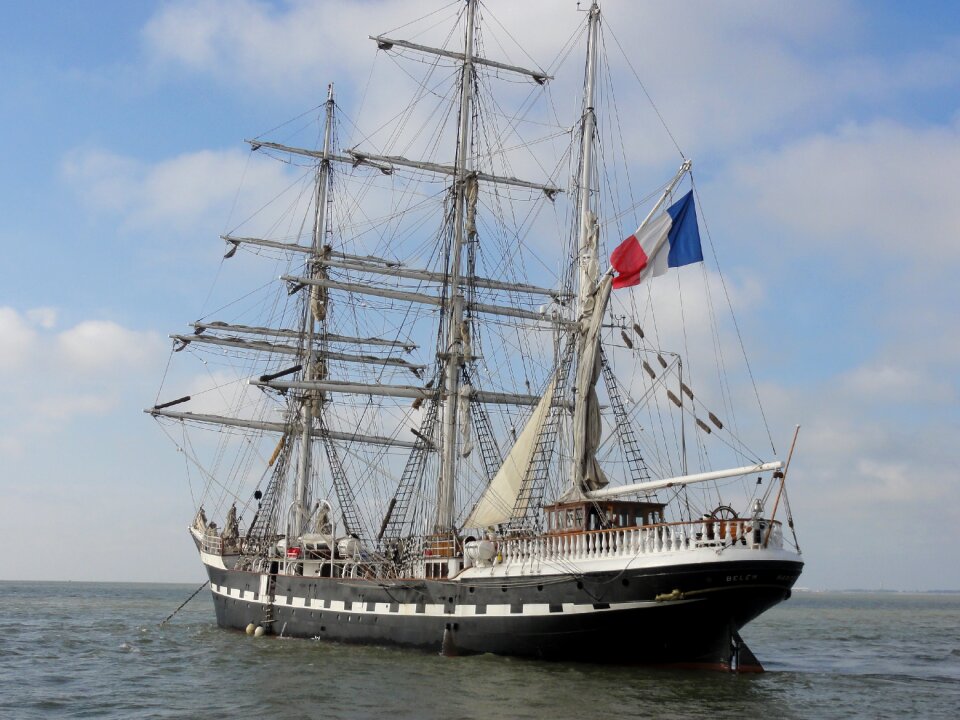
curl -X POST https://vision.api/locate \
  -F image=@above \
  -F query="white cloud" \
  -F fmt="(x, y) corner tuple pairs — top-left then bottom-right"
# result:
(765, 359), (959, 487)
(62, 146), (300, 236)
(131, 0), (879, 164)
(135, 0), (960, 187)
(140, 150), (287, 230)
(749, 366), (960, 590)
(0, 433), (25, 460)
(60, 148), (141, 213)
(142, 0), (412, 94)
(57, 320), (159, 373)
(35, 394), (117, 422)
(0, 307), (167, 433)
(26, 307), (57, 329)
(0, 307), (37, 371)
(850, 458), (941, 503)
(728, 118), (960, 262)
(839, 362), (954, 406)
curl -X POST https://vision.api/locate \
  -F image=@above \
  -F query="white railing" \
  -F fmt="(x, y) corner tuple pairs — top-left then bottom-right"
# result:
(198, 532), (223, 555)
(493, 519), (783, 566)
(197, 531), (243, 556)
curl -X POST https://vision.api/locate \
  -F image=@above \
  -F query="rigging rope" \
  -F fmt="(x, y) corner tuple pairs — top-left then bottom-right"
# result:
(692, 179), (777, 455)
(604, 21), (685, 160)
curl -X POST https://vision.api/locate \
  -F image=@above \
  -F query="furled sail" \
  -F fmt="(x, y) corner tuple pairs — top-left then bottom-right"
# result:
(571, 272), (613, 492)
(464, 375), (558, 528)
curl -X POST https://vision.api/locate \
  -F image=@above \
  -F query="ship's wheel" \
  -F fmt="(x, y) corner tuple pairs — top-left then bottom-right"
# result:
(709, 505), (739, 520)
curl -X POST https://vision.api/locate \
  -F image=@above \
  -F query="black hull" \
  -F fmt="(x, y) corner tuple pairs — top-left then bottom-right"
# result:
(205, 558), (802, 668)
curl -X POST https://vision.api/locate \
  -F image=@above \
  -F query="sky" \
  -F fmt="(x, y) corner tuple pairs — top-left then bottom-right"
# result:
(1, 0), (958, 591)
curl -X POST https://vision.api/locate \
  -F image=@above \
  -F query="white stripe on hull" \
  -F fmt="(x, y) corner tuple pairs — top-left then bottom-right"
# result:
(209, 581), (698, 617)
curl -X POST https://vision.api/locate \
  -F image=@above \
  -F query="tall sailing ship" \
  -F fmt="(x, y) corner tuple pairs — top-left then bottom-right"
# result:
(149, 1), (803, 670)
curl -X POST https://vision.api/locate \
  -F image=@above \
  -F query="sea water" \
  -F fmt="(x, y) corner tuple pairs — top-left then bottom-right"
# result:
(1, 582), (957, 719)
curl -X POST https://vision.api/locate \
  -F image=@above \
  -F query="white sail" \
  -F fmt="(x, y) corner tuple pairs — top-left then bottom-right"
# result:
(570, 272), (613, 493)
(464, 375), (558, 528)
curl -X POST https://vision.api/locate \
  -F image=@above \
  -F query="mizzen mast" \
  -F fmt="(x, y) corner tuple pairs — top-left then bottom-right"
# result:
(575, 1), (601, 306)
(570, 1), (608, 495)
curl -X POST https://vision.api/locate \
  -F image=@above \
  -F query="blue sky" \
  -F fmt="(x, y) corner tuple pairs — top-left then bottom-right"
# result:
(1, 0), (958, 590)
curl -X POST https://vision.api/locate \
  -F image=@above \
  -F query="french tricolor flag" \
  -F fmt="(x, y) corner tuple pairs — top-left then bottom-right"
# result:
(610, 190), (703, 289)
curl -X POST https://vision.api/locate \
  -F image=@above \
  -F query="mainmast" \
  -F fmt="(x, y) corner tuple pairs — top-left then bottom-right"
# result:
(436, 0), (477, 532)
(292, 84), (335, 538)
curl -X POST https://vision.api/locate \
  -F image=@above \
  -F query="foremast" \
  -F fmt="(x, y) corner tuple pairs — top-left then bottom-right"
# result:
(292, 84), (336, 539)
